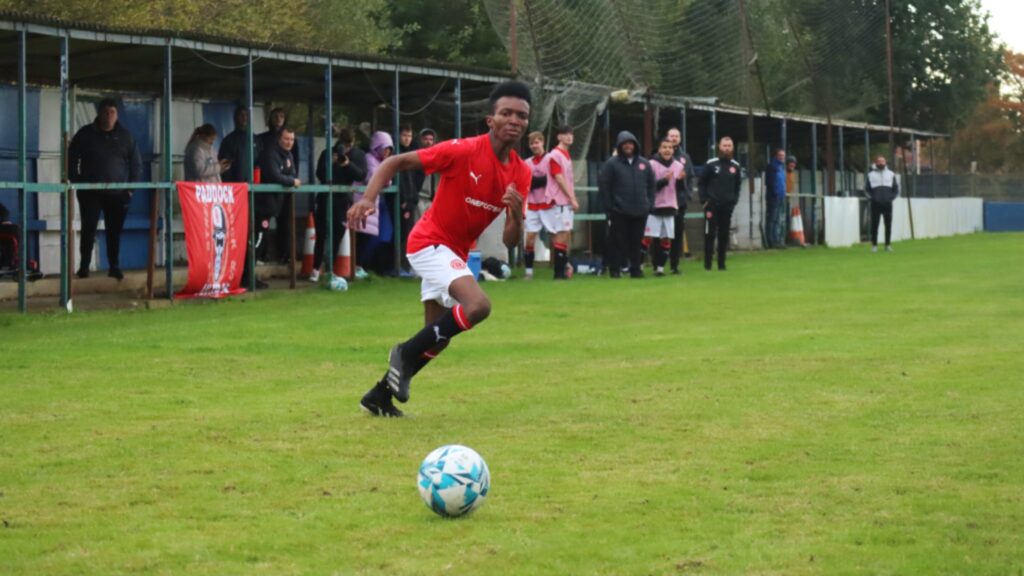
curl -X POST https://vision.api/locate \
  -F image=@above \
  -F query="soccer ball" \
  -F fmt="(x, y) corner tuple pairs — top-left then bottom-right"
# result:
(327, 275), (348, 291)
(417, 444), (490, 518)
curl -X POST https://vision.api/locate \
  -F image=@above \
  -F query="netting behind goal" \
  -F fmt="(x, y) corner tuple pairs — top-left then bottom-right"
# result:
(482, 0), (888, 121)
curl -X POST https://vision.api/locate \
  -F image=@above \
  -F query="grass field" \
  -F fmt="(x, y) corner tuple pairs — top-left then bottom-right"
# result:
(2, 234), (1023, 575)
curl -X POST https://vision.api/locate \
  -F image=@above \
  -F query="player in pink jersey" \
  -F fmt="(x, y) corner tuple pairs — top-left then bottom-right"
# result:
(644, 138), (686, 276)
(347, 81), (532, 417)
(524, 131), (552, 279)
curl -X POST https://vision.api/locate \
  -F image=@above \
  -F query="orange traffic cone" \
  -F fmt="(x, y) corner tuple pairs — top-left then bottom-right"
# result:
(333, 228), (352, 278)
(789, 206), (807, 246)
(300, 213), (316, 276)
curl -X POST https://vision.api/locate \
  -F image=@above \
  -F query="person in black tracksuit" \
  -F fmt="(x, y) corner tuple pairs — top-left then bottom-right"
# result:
(257, 107), (300, 263)
(865, 155), (900, 252)
(598, 131), (656, 278)
(666, 127), (695, 274)
(312, 128), (367, 278)
(68, 98), (143, 280)
(698, 136), (742, 271)
(243, 128), (301, 288)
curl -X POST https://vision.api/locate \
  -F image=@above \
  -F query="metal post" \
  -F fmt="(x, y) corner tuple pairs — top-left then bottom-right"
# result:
(392, 68), (401, 273)
(17, 28), (27, 312)
(163, 44), (174, 300)
(838, 126), (846, 196)
(680, 106), (687, 153)
(246, 52), (256, 292)
(324, 64), (333, 278)
(454, 77), (462, 138)
(810, 122), (818, 243)
(710, 109), (717, 157)
(59, 34), (70, 309)
(864, 127), (870, 185)
(781, 118), (787, 154)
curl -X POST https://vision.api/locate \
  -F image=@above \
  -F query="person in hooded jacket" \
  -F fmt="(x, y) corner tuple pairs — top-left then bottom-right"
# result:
(354, 131), (395, 275)
(765, 148), (787, 249)
(598, 131), (656, 278)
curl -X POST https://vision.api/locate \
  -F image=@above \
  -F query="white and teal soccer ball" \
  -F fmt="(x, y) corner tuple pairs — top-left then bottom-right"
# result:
(417, 444), (490, 518)
(327, 275), (348, 292)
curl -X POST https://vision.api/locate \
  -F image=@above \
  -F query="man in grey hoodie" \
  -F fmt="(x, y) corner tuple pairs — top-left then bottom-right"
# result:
(598, 131), (656, 278)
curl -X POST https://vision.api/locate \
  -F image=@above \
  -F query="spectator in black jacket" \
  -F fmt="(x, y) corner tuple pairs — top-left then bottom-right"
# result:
(218, 105), (253, 183)
(397, 125), (418, 274)
(68, 98), (142, 280)
(698, 136), (743, 271)
(598, 130), (656, 278)
(255, 128), (301, 260)
(258, 107), (299, 263)
(665, 127), (695, 274)
(309, 128), (367, 281)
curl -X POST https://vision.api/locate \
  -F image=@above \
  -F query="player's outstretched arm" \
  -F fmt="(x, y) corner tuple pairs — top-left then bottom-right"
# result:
(502, 184), (524, 249)
(347, 151), (423, 231)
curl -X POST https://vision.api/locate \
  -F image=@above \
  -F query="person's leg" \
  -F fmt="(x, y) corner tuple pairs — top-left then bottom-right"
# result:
(627, 215), (645, 277)
(870, 201), (882, 247)
(883, 203), (893, 247)
(717, 204), (733, 270)
(275, 192), (293, 263)
(670, 212), (684, 272)
(76, 190), (101, 277)
(312, 194), (328, 272)
(703, 205), (715, 271)
(608, 212), (626, 278)
(766, 196), (778, 247)
(553, 229), (570, 280)
(101, 193), (131, 277)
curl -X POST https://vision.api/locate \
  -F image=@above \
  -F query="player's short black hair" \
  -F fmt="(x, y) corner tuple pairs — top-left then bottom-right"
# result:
(96, 98), (118, 113)
(489, 81), (531, 113)
(555, 125), (573, 135)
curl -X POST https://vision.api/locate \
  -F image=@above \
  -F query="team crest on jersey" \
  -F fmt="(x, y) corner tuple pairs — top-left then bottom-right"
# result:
(729, 166), (737, 174)
(450, 259), (466, 270)
(639, 163), (647, 171)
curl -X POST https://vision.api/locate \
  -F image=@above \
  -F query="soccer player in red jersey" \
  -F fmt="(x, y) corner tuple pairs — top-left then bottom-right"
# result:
(347, 81), (533, 417)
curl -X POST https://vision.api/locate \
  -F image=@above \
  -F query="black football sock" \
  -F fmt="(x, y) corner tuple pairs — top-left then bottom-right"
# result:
(524, 248), (535, 270)
(408, 340), (450, 377)
(552, 242), (568, 279)
(400, 304), (472, 365)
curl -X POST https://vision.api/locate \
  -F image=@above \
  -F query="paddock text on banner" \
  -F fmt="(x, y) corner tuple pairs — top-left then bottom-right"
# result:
(175, 182), (249, 299)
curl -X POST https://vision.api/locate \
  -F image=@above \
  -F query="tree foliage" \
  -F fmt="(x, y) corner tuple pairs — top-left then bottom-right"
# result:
(0, 0), (403, 55)
(383, 0), (508, 69)
(888, 0), (1004, 132)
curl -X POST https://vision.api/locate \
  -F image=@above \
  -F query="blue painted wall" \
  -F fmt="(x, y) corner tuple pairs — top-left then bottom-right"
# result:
(984, 202), (1024, 232)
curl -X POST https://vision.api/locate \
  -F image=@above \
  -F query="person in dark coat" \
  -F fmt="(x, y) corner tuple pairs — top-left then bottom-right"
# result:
(698, 136), (743, 271)
(309, 128), (367, 281)
(68, 98), (142, 280)
(598, 131), (656, 278)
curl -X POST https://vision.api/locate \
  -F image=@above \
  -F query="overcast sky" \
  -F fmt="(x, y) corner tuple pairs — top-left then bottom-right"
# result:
(980, 0), (1024, 53)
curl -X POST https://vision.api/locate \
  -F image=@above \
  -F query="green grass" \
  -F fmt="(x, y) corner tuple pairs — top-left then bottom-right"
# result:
(2, 234), (1023, 575)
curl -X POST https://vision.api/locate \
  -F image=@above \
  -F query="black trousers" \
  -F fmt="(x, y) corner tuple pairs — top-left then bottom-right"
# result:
(703, 203), (735, 270)
(77, 190), (130, 270)
(870, 202), (893, 246)
(312, 192), (351, 271)
(608, 212), (646, 277)
(274, 191), (294, 263)
(399, 201), (415, 271)
(669, 207), (687, 271)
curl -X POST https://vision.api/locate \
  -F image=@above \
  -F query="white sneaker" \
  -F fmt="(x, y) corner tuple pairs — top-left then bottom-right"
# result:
(354, 266), (369, 280)
(309, 269), (321, 282)
(885, 245), (894, 252)
(871, 246), (878, 253)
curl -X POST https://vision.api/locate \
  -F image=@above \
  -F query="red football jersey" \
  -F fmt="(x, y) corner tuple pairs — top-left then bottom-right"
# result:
(409, 135), (531, 261)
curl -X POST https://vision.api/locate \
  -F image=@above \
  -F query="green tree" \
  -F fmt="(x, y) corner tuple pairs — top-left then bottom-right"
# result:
(886, 0), (1004, 132)
(385, 0), (508, 70)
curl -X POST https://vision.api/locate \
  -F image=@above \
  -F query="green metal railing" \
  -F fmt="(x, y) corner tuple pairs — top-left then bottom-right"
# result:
(5, 180), (396, 311)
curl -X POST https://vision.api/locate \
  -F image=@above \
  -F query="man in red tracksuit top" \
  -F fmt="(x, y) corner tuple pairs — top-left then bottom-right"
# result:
(347, 81), (533, 417)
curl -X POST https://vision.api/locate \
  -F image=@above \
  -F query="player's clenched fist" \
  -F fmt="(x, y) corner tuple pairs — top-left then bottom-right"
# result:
(502, 184), (523, 216)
